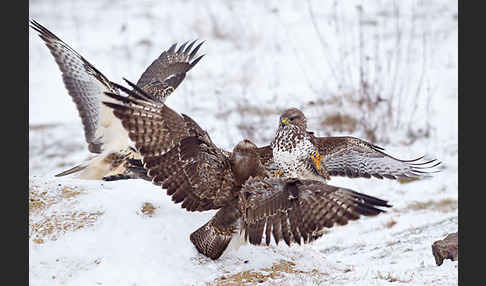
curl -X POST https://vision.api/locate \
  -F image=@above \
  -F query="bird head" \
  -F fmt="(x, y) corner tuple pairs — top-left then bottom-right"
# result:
(231, 139), (266, 184)
(279, 108), (307, 130)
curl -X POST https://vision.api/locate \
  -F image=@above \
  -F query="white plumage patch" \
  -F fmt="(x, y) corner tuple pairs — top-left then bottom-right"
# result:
(272, 125), (321, 180)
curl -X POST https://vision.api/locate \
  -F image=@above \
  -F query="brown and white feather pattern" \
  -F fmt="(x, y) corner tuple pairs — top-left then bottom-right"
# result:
(30, 19), (122, 154)
(311, 136), (441, 180)
(137, 40), (204, 102)
(263, 107), (440, 181)
(189, 205), (242, 260)
(271, 124), (327, 181)
(238, 178), (391, 246)
(30, 19), (204, 180)
(103, 80), (391, 260)
(103, 81), (238, 212)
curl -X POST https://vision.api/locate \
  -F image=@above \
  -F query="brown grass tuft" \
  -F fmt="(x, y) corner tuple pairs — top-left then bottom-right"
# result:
(140, 202), (158, 217)
(406, 198), (457, 213)
(29, 184), (82, 214)
(30, 211), (104, 243)
(29, 181), (103, 244)
(213, 260), (327, 286)
(320, 113), (358, 134)
(385, 218), (397, 228)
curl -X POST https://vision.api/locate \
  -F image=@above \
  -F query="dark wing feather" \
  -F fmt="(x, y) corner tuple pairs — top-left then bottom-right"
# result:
(103, 79), (236, 211)
(136, 40), (204, 102)
(254, 145), (276, 170)
(311, 136), (441, 180)
(30, 19), (122, 153)
(238, 178), (391, 246)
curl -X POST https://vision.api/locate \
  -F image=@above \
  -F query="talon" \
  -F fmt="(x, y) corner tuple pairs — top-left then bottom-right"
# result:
(312, 150), (323, 170)
(274, 170), (284, 177)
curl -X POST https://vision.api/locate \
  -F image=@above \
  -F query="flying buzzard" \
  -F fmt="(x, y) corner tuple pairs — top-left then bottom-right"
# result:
(268, 108), (441, 182)
(29, 19), (204, 180)
(102, 79), (391, 260)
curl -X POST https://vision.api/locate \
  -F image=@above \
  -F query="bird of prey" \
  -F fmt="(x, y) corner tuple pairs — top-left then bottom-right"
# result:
(29, 19), (204, 180)
(102, 79), (391, 260)
(268, 108), (441, 182)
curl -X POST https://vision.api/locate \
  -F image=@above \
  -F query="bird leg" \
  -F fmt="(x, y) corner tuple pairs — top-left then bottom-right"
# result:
(274, 170), (285, 177)
(311, 150), (323, 170)
(310, 150), (330, 181)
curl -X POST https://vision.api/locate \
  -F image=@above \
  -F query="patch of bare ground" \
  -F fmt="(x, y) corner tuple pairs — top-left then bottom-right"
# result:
(405, 198), (457, 213)
(391, 198), (457, 215)
(30, 211), (103, 244)
(397, 177), (420, 184)
(29, 182), (82, 214)
(320, 113), (358, 134)
(211, 260), (328, 286)
(139, 202), (158, 217)
(29, 181), (103, 244)
(384, 218), (397, 229)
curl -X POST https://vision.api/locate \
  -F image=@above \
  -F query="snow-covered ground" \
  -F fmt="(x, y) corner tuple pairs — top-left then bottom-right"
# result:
(29, 0), (458, 285)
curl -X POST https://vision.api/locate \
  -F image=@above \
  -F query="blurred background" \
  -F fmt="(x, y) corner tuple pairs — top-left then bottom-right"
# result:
(29, 0), (457, 177)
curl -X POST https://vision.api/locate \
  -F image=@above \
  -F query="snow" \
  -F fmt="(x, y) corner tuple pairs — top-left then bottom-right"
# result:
(29, 0), (458, 285)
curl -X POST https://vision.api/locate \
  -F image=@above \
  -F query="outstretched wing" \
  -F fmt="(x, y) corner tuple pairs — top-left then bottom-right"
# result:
(254, 145), (275, 170)
(239, 178), (391, 246)
(136, 40), (204, 102)
(30, 19), (124, 154)
(311, 136), (441, 180)
(103, 80), (237, 211)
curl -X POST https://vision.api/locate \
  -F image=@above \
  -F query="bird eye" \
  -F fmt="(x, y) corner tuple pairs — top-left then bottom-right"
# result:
(289, 117), (296, 121)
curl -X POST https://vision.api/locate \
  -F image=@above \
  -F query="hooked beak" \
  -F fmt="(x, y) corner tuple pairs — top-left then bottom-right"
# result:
(281, 119), (288, 127)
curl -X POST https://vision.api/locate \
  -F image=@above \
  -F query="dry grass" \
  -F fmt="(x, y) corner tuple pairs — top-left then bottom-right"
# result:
(398, 177), (420, 184)
(29, 183), (82, 214)
(384, 218), (397, 229)
(29, 181), (103, 244)
(406, 198), (457, 213)
(140, 202), (158, 217)
(211, 260), (327, 286)
(30, 211), (104, 244)
(320, 113), (358, 134)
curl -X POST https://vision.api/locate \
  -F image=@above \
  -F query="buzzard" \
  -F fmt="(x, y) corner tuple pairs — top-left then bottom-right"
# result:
(29, 19), (204, 180)
(102, 79), (391, 260)
(268, 108), (441, 182)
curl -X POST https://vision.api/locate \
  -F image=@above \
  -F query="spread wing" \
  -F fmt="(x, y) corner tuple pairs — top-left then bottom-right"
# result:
(238, 178), (391, 246)
(30, 19), (123, 154)
(311, 136), (441, 180)
(254, 145), (275, 170)
(30, 20), (204, 154)
(103, 79), (237, 212)
(136, 40), (204, 102)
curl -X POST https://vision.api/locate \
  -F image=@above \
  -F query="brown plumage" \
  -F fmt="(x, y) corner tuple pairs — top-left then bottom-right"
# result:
(29, 19), (204, 180)
(267, 108), (441, 181)
(103, 79), (391, 260)
(136, 40), (204, 102)
(271, 108), (330, 181)
(239, 177), (391, 246)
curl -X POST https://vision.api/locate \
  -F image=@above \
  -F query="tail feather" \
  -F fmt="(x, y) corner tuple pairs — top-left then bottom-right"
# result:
(189, 205), (241, 260)
(190, 221), (233, 260)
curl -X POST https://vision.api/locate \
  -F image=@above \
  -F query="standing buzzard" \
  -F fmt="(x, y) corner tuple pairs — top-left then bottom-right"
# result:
(268, 108), (441, 182)
(102, 79), (391, 260)
(29, 19), (204, 180)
